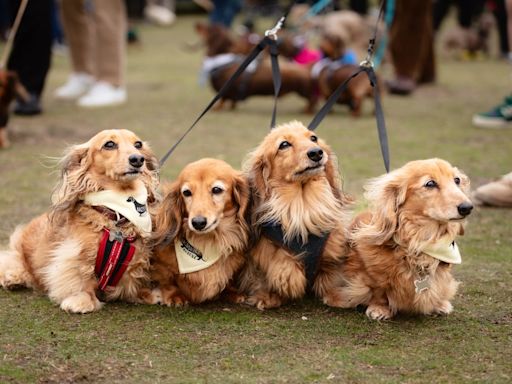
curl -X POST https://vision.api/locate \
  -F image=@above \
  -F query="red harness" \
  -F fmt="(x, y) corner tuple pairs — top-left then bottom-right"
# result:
(95, 228), (136, 291)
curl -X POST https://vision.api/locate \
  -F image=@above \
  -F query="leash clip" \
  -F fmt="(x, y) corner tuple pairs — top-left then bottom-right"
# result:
(265, 16), (285, 40)
(359, 59), (374, 68)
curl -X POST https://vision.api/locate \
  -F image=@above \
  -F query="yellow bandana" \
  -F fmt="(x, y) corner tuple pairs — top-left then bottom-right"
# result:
(422, 236), (462, 264)
(174, 237), (222, 274)
(83, 180), (152, 235)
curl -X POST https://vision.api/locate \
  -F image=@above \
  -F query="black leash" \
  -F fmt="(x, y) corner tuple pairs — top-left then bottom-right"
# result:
(160, 3), (295, 166)
(308, 1), (390, 173)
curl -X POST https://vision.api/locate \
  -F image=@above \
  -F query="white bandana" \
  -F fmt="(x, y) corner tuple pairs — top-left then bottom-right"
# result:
(175, 237), (222, 274)
(422, 236), (462, 264)
(83, 180), (152, 235)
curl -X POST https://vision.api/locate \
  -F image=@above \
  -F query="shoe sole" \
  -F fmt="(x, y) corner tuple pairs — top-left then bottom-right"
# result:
(472, 115), (512, 129)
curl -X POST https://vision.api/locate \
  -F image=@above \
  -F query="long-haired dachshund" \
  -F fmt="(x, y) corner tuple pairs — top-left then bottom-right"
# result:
(341, 158), (473, 320)
(0, 70), (29, 148)
(196, 22), (317, 113)
(0, 129), (159, 313)
(239, 121), (352, 309)
(148, 158), (250, 306)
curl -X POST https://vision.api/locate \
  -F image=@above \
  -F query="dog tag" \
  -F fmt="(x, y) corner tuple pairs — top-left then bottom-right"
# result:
(414, 276), (431, 294)
(109, 230), (124, 243)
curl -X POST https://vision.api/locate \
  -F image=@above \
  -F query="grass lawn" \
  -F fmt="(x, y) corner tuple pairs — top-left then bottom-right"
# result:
(1, 15), (511, 384)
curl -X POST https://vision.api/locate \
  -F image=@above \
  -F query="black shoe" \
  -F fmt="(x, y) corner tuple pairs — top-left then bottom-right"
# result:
(14, 93), (42, 116)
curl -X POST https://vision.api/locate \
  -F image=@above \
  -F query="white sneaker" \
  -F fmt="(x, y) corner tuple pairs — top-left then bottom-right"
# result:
(77, 81), (127, 108)
(144, 4), (176, 26)
(55, 73), (94, 100)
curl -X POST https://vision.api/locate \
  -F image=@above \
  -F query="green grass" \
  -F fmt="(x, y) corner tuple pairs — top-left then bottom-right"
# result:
(1, 16), (512, 383)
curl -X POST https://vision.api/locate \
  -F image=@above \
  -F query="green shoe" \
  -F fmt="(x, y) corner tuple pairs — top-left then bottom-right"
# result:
(472, 95), (512, 128)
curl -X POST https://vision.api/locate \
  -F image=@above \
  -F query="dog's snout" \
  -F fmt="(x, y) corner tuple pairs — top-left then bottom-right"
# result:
(129, 154), (145, 168)
(307, 147), (323, 162)
(191, 216), (207, 231)
(457, 202), (473, 217)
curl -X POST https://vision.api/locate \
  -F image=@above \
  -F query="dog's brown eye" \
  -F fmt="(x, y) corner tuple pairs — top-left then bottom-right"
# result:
(182, 189), (192, 197)
(310, 135), (318, 142)
(424, 180), (438, 188)
(103, 141), (117, 150)
(134, 141), (143, 149)
(279, 141), (291, 150)
(212, 186), (223, 194)
(454, 177), (461, 185)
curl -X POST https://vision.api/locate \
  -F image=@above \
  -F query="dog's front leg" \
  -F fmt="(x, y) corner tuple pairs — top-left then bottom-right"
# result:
(42, 239), (102, 314)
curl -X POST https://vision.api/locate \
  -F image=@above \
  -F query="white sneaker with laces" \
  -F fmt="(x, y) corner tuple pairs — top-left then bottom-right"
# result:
(77, 81), (127, 108)
(55, 73), (94, 100)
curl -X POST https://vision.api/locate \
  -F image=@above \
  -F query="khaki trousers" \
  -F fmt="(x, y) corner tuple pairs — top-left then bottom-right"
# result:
(60, 0), (127, 86)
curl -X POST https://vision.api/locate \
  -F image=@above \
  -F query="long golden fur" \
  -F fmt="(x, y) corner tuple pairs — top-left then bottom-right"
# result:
(0, 129), (159, 313)
(239, 121), (352, 309)
(340, 158), (473, 320)
(148, 158), (250, 306)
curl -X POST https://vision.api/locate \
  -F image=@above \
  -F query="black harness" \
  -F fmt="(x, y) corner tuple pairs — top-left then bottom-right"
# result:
(261, 221), (329, 289)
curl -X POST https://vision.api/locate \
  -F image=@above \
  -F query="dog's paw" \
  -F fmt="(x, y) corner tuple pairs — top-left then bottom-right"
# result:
(161, 290), (189, 307)
(60, 292), (103, 314)
(366, 304), (393, 321)
(0, 268), (32, 290)
(245, 292), (282, 310)
(434, 301), (453, 315)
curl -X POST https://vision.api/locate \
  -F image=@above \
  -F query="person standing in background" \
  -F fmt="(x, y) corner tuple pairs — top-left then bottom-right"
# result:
(7, 0), (53, 115)
(55, 0), (128, 108)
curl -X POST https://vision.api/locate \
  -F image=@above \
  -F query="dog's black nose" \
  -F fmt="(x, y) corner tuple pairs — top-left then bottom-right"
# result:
(307, 147), (323, 162)
(191, 216), (207, 230)
(129, 154), (145, 168)
(457, 202), (473, 217)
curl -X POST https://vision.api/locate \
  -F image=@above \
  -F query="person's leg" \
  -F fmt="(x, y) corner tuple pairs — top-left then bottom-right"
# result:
(7, 0), (53, 115)
(55, 0), (95, 99)
(493, 0), (509, 57)
(93, 0), (126, 87)
(388, 0), (435, 94)
(433, 0), (453, 32)
(77, 0), (127, 107)
(59, 0), (94, 76)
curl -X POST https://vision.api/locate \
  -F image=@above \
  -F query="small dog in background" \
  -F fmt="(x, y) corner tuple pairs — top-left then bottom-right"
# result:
(148, 158), (250, 306)
(0, 129), (159, 313)
(312, 32), (376, 117)
(340, 158), (473, 320)
(195, 22), (317, 113)
(0, 70), (29, 148)
(240, 121), (352, 310)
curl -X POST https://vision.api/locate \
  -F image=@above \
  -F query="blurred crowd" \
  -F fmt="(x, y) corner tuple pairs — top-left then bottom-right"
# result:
(0, 0), (511, 205)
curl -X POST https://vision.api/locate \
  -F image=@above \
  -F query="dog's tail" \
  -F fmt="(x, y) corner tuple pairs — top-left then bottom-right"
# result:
(0, 225), (34, 290)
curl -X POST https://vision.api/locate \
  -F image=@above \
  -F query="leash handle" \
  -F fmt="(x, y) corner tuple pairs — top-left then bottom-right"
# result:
(0, 0), (29, 69)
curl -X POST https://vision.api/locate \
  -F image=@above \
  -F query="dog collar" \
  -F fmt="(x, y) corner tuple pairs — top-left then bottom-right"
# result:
(174, 237), (222, 274)
(422, 236), (462, 265)
(83, 180), (152, 235)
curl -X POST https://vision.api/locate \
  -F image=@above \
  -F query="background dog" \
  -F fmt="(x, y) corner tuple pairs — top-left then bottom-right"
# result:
(340, 158), (473, 320)
(149, 158), (249, 306)
(0, 70), (29, 148)
(196, 22), (317, 113)
(0, 129), (159, 313)
(239, 121), (352, 309)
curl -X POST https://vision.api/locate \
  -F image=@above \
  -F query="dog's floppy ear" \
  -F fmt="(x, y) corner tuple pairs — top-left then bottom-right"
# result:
(232, 172), (250, 229)
(51, 142), (94, 215)
(355, 170), (408, 245)
(152, 181), (184, 246)
(244, 149), (271, 203)
(140, 142), (160, 203)
(324, 147), (352, 205)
